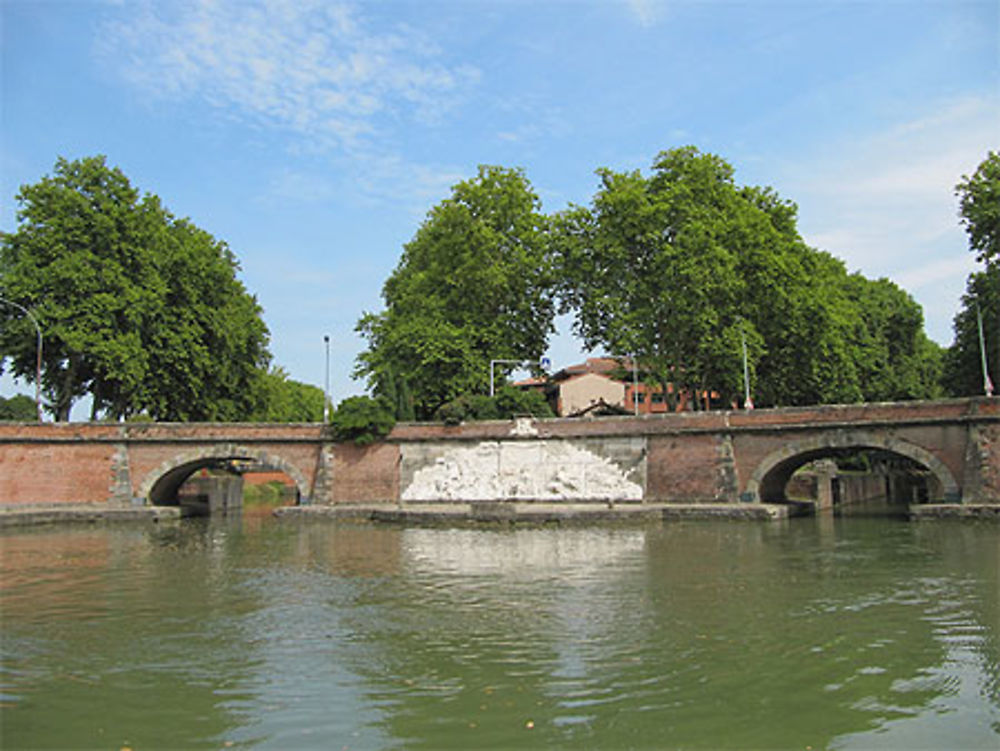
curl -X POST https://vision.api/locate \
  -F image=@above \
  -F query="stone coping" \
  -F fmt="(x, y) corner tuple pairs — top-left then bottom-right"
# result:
(274, 502), (797, 524)
(0, 503), (182, 528)
(908, 504), (1000, 520)
(3, 502), (996, 529)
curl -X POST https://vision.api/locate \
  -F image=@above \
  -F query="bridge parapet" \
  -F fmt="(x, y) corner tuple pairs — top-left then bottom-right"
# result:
(0, 398), (997, 508)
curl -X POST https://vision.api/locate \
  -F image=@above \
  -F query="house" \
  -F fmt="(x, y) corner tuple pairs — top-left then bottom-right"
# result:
(516, 357), (722, 417)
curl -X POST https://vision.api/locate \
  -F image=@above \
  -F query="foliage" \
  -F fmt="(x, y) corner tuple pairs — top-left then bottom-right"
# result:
(493, 384), (554, 419)
(330, 395), (396, 445)
(840, 274), (944, 402)
(0, 156), (271, 421)
(956, 151), (1000, 265)
(356, 165), (556, 419)
(434, 394), (499, 425)
(942, 265), (999, 397)
(373, 365), (415, 421)
(945, 153), (1000, 397)
(433, 385), (553, 424)
(252, 367), (325, 422)
(554, 146), (943, 408)
(243, 480), (295, 506)
(0, 394), (37, 420)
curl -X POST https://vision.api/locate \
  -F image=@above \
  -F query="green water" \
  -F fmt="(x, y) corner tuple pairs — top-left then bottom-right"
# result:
(1, 511), (998, 750)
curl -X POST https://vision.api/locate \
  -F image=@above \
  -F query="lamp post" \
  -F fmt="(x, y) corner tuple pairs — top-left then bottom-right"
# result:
(976, 300), (993, 397)
(631, 354), (638, 416)
(741, 329), (753, 410)
(0, 295), (43, 421)
(323, 335), (331, 422)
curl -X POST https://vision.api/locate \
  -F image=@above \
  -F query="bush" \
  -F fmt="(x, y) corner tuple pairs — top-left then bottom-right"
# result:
(330, 395), (396, 445)
(434, 394), (499, 425)
(493, 385), (553, 419)
(0, 394), (37, 421)
(434, 386), (553, 424)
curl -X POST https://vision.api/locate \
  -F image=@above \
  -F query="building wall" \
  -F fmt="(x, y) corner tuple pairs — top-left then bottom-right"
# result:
(557, 373), (626, 416)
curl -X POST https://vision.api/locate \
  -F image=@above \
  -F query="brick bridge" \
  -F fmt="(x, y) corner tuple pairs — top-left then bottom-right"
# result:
(1, 398), (997, 509)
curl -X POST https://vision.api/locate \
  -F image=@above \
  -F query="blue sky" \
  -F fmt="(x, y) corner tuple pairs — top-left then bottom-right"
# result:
(2, 0), (998, 416)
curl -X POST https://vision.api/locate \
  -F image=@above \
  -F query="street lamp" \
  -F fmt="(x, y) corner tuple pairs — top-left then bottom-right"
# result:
(323, 335), (331, 422)
(976, 300), (994, 397)
(741, 328), (754, 410)
(0, 295), (43, 421)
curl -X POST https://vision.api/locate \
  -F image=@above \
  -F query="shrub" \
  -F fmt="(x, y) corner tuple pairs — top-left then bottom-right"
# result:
(0, 394), (37, 421)
(330, 395), (396, 445)
(434, 386), (553, 424)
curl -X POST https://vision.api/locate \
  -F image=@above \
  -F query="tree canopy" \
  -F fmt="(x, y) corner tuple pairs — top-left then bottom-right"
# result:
(956, 151), (1000, 265)
(251, 367), (325, 422)
(0, 156), (271, 421)
(944, 152), (1000, 397)
(554, 146), (942, 407)
(942, 265), (998, 397)
(0, 394), (37, 421)
(355, 165), (555, 419)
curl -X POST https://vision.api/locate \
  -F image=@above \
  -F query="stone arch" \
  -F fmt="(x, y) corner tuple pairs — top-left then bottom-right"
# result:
(745, 430), (960, 504)
(137, 443), (310, 506)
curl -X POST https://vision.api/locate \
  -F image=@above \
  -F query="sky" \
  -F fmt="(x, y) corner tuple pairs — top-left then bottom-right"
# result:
(2, 0), (998, 418)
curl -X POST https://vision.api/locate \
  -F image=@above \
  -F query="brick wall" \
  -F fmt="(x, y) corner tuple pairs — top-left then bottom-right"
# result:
(1, 398), (997, 507)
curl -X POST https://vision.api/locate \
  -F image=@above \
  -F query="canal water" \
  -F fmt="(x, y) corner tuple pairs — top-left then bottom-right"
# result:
(2, 510), (998, 749)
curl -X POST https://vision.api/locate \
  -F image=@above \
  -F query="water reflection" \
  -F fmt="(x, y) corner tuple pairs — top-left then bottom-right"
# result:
(1, 516), (997, 749)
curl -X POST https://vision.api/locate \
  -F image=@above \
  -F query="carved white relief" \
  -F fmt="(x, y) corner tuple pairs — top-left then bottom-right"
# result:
(402, 440), (643, 501)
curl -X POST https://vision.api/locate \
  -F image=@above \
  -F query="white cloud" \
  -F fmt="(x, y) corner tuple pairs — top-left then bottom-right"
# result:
(790, 95), (997, 269)
(624, 0), (668, 28)
(98, 0), (479, 150)
(777, 93), (999, 344)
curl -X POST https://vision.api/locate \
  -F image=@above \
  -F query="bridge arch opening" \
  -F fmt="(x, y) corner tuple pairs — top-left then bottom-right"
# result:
(139, 446), (309, 514)
(746, 432), (959, 506)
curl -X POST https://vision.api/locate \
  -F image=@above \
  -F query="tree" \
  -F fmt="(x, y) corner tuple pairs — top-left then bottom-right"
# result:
(956, 151), (1000, 266)
(434, 384), (554, 424)
(0, 155), (271, 421)
(356, 166), (555, 419)
(1, 156), (160, 419)
(942, 260), (999, 397)
(0, 394), (37, 421)
(841, 274), (943, 401)
(252, 367), (325, 422)
(330, 395), (396, 445)
(133, 216), (270, 421)
(555, 146), (942, 408)
(943, 153), (1000, 397)
(554, 149), (750, 407)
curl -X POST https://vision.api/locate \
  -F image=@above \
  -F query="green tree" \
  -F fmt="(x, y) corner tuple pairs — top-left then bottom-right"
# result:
(356, 166), (555, 419)
(0, 394), (37, 421)
(555, 146), (942, 408)
(0, 156), (161, 419)
(373, 365), (416, 421)
(252, 367), (325, 422)
(841, 274), (943, 401)
(956, 151), (1000, 265)
(134, 216), (270, 421)
(0, 155), (271, 421)
(943, 153), (1000, 397)
(434, 384), (553, 424)
(556, 147), (801, 406)
(942, 263), (999, 397)
(330, 395), (396, 445)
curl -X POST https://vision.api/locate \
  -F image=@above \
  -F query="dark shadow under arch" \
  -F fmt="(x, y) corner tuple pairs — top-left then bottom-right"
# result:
(746, 431), (960, 504)
(137, 445), (310, 506)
